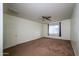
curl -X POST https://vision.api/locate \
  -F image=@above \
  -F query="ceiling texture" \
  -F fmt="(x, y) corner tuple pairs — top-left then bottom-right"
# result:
(4, 3), (75, 23)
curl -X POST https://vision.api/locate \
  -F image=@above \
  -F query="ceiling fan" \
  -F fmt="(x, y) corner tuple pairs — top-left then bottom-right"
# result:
(42, 16), (52, 21)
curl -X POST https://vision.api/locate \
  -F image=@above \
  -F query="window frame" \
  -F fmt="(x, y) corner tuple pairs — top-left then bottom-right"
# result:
(48, 22), (61, 37)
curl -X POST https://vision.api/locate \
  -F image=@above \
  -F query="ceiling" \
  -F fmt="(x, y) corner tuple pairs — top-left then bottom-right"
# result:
(4, 3), (75, 22)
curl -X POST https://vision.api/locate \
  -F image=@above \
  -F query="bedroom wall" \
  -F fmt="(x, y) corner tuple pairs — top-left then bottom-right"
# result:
(42, 23), (48, 37)
(61, 19), (71, 40)
(71, 4), (79, 55)
(42, 19), (71, 40)
(0, 3), (3, 56)
(3, 14), (42, 49)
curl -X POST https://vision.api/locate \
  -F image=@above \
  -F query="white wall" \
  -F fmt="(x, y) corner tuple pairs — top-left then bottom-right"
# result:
(42, 19), (71, 40)
(4, 14), (42, 49)
(61, 19), (71, 40)
(0, 3), (3, 56)
(42, 24), (48, 37)
(71, 4), (79, 55)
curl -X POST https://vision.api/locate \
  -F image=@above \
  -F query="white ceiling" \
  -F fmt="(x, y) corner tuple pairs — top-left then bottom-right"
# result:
(4, 3), (75, 22)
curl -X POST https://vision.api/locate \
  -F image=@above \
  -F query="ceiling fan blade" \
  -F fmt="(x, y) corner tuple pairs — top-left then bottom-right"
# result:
(41, 16), (52, 21)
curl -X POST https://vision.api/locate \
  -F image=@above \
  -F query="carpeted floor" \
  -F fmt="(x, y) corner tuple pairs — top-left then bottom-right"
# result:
(3, 37), (75, 56)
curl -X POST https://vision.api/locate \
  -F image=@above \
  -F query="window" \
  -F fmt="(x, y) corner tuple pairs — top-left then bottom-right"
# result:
(49, 25), (59, 34)
(48, 22), (61, 36)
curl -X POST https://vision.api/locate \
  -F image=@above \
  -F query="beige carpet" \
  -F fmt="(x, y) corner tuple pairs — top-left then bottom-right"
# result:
(4, 37), (75, 56)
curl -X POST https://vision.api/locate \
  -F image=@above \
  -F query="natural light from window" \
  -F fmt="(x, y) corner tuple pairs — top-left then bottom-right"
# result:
(49, 25), (59, 35)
